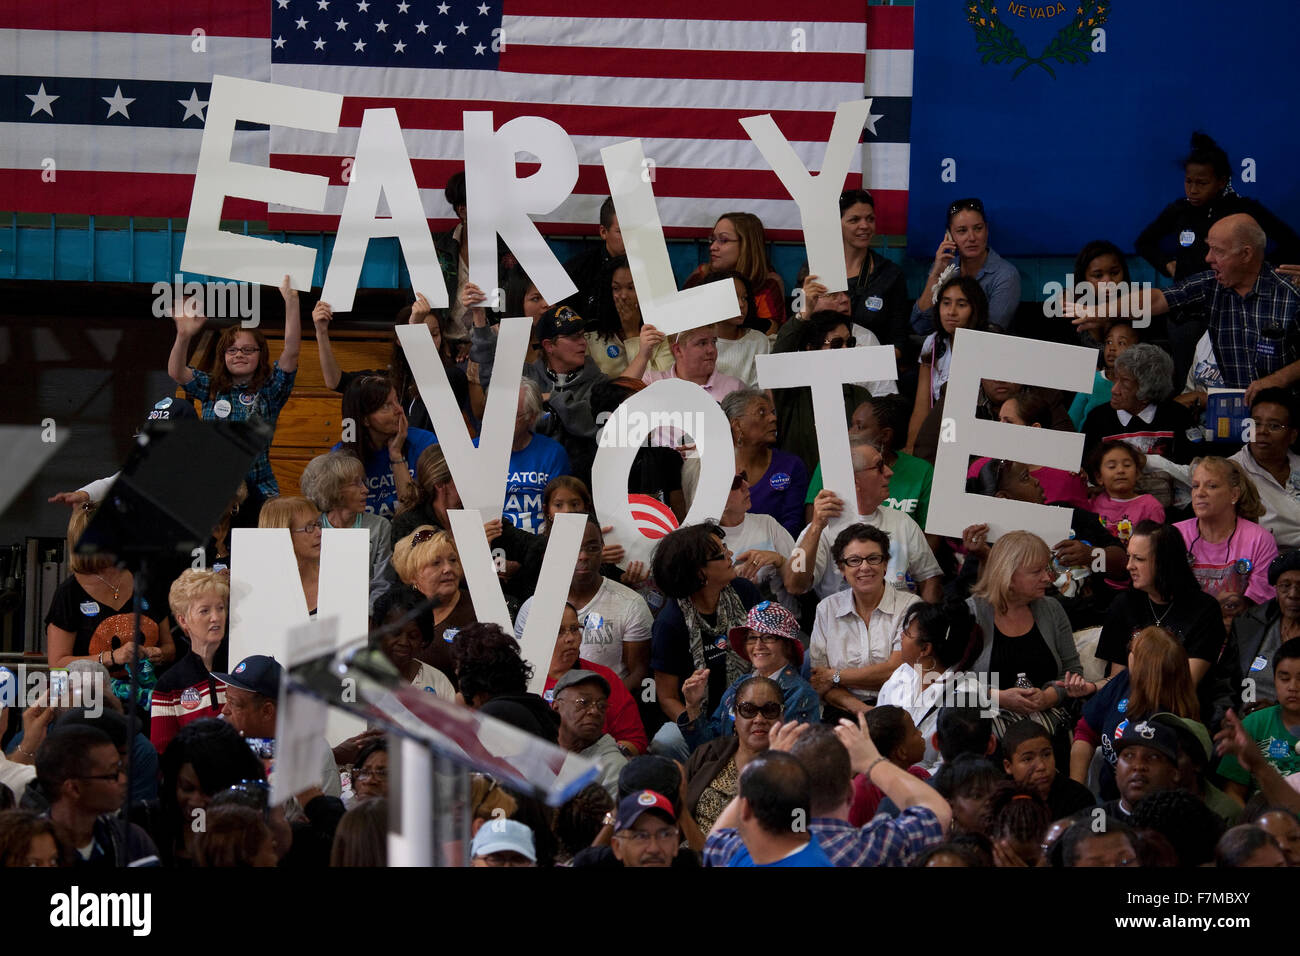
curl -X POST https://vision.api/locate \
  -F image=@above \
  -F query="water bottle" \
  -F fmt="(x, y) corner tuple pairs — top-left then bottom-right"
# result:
(1015, 673), (1032, 690)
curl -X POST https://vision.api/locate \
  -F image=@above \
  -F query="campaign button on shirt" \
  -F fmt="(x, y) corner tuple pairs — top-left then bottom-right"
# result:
(155, 397), (173, 410)
(180, 687), (203, 712)
(607, 344), (622, 358)
(1251, 656), (1269, 672)
(213, 399), (233, 419)
(769, 472), (791, 491)
(1179, 230), (1196, 247)
(239, 392), (256, 406)
(865, 295), (884, 312)
(1269, 738), (1292, 759)
(80, 601), (100, 616)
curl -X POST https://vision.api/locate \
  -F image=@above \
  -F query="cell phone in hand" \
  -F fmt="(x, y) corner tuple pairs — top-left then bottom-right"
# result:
(245, 737), (275, 760)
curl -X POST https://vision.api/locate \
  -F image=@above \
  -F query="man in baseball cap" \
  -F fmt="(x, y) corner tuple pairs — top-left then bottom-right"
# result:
(611, 789), (679, 868)
(1103, 718), (1181, 821)
(470, 819), (537, 867)
(552, 670), (626, 801)
(678, 601), (820, 750)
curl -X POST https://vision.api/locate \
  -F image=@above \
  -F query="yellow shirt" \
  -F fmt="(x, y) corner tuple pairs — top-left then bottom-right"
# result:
(585, 331), (673, 378)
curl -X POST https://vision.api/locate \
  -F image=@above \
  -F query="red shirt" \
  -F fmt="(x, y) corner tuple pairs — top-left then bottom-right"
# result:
(543, 659), (647, 754)
(848, 764), (930, 826)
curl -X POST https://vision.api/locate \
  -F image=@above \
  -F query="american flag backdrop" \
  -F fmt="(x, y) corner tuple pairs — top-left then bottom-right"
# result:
(2, 1), (914, 236)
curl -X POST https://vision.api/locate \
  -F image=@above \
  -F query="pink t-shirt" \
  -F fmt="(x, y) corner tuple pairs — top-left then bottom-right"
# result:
(1088, 492), (1165, 542)
(1175, 517), (1279, 605)
(966, 458), (1089, 508)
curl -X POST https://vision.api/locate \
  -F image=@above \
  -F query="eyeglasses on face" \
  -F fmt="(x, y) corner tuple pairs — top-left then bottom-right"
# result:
(744, 634), (781, 645)
(352, 767), (388, 782)
(558, 623), (584, 637)
(707, 234), (739, 246)
(225, 346), (260, 356)
(735, 701), (782, 720)
(291, 523), (322, 535)
(947, 198), (985, 218)
(559, 695), (607, 714)
(1254, 421), (1292, 434)
(77, 762), (126, 781)
(617, 827), (679, 844)
(824, 335), (857, 349)
(731, 472), (748, 491)
(840, 553), (886, 568)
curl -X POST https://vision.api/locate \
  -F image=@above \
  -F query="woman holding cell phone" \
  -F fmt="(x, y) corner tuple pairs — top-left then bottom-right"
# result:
(910, 197), (1020, 335)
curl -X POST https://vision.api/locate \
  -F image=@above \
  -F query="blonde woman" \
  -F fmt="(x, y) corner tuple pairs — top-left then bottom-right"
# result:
(152, 570), (230, 754)
(1174, 456), (1278, 605)
(392, 527), (476, 679)
(259, 496), (323, 615)
(966, 530), (1082, 746)
(44, 504), (174, 672)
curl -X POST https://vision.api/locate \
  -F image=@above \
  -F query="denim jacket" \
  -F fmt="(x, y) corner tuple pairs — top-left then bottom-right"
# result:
(678, 665), (822, 749)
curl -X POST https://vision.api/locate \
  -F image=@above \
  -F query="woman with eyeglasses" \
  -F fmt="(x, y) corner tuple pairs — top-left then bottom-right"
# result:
(391, 527), (475, 680)
(334, 374), (438, 519)
(809, 523), (922, 720)
(683, 675), (785, 834)
(258, 496), (325, 616)
(300, 451), (396, 612)
(348, 738), (388, 802)
(1176, 457), (1278, 606)
(1070, 626), (1200, 801)
(719, 388), (808, 538)
(649, 523), (762, 760)
(684, 212), (786, 331)
(539, 603), (647, 756)
(677, 602), (818, 751)
(906, 275), (990, 454)
(1091, 522), (1228, 721)
(156, 718), (268, 865)
(910, 196), (1020, 335)
(167, 275), (302, 514)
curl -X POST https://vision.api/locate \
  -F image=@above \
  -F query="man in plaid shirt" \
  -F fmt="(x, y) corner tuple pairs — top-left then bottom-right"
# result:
(1072, 214), (1300, 400)
(703, 720), (950, 867)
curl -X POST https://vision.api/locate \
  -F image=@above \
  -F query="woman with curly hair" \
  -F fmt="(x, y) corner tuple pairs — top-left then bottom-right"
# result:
(451, 623), (558, 743)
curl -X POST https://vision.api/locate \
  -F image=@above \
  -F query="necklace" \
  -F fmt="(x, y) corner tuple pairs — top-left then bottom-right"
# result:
(1147, 595), (1175, 627)
(90, 572), (121, 602)
(1189, 517), (1238, 557)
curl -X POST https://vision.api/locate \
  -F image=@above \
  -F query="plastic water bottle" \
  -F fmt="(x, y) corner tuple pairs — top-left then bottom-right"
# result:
(1015, 673), (1032, 690)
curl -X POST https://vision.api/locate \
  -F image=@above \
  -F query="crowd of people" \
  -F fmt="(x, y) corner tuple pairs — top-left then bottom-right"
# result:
(6, 135), (1300, 869)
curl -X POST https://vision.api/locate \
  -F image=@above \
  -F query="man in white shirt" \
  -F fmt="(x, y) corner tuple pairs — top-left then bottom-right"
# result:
(513, 519), (653, 693)
(788, 437), (943, 602)
(1231, 388), (1300, 548)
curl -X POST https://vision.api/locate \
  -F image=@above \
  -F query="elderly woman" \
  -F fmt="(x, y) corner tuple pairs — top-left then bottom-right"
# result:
(720, 388), (808, 537)
(258, 496), (323, 615)
(1070, 626), (1200, 801)
(1175, 457), (1279, 606)
(682, 675), (784, 834)
(44, 503), (174, 672)
(649, 523), (761, 754)
(966, 531), (1082, 753)
(299, 451), (395, 610)
(1082, 344), (1193, 503)
(1230, 551), (1300, 707)
(677, 601), (819, 749)
(391, 527), (476, 680)
(540, 602), (647, 755)
(370, 586), (455, 697)
(1090, 521), (1226, 725)
(151, 570), (231, 755)
(809, 523), (921, 719)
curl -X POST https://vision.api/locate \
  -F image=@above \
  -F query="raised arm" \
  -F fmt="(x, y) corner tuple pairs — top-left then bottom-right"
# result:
(277, 275), (301, 373)
(167, 300), (205, 385)
(785, 490), (842, 596)
(835, 713), (952, 831)
(623, 325), (664, 381)
(313, 300), (342, 390)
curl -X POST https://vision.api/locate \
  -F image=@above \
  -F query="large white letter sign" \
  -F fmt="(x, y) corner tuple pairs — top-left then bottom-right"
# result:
(600, 139), (740, 337)
(230, 528), (369, 746)
(181, 75), (342, 290)
(396, 318), (529, 519)
(740, 100), (874, 294)
(755, 346), (898, 534)
(926, 329), (1096, 543)
(446, 509), (585, 696)
(320, 109), (447, 313)
(463, 111), (578, 305)
(591, 378), (736, 568)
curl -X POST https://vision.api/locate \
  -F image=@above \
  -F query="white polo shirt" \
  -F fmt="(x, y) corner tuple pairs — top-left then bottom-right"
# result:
(809, 585), (921, 702)
(795, 506), (942, 599)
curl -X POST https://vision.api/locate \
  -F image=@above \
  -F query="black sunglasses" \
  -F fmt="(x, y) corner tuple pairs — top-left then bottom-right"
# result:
(731, 471), (748, 491)
(825, 335), (857, 349)
(736, 701), (782, 720)
(947, 197), (985, 218)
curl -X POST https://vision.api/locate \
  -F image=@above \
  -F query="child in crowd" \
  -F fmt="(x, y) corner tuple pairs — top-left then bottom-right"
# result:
(1085, 440), (1165, 542)
(907, 275), (989, 453)
(1070, 318), (1138, 429)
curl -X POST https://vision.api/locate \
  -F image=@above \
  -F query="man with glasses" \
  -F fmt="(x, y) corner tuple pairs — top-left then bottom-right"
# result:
(37, 724), (159, 867)
(611, 789), (680, 868)
(552, 670), (627, 800)
(1230, 388), (1300, 548)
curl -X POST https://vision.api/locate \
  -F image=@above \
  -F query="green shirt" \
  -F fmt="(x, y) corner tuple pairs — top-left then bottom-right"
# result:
(805, 451), (934, 528)
(1218, 704), (1300, 785)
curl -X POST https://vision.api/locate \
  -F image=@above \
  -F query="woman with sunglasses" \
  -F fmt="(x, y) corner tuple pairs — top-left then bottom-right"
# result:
(258, 496), (324, 616)
(1091, 521), (1230, 726)
(649, 523), (762, 760)
(683, 675), (785, 833)
(910, 196), (1020, 334)
(391, 527), (475, 681)
(677, 601), (818, 750)
(809, 523), (922, 720)
(1069, 626), (1200, 801)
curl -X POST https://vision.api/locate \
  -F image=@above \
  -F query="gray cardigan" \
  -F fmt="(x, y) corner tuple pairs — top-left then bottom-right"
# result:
(966, 595), (1082, 694)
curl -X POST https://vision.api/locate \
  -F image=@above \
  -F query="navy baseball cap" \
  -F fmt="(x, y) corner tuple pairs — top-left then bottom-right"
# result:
(535, 304), (586, 341)
(614, 789), (676, 831)
(212, 655), (283, 699)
